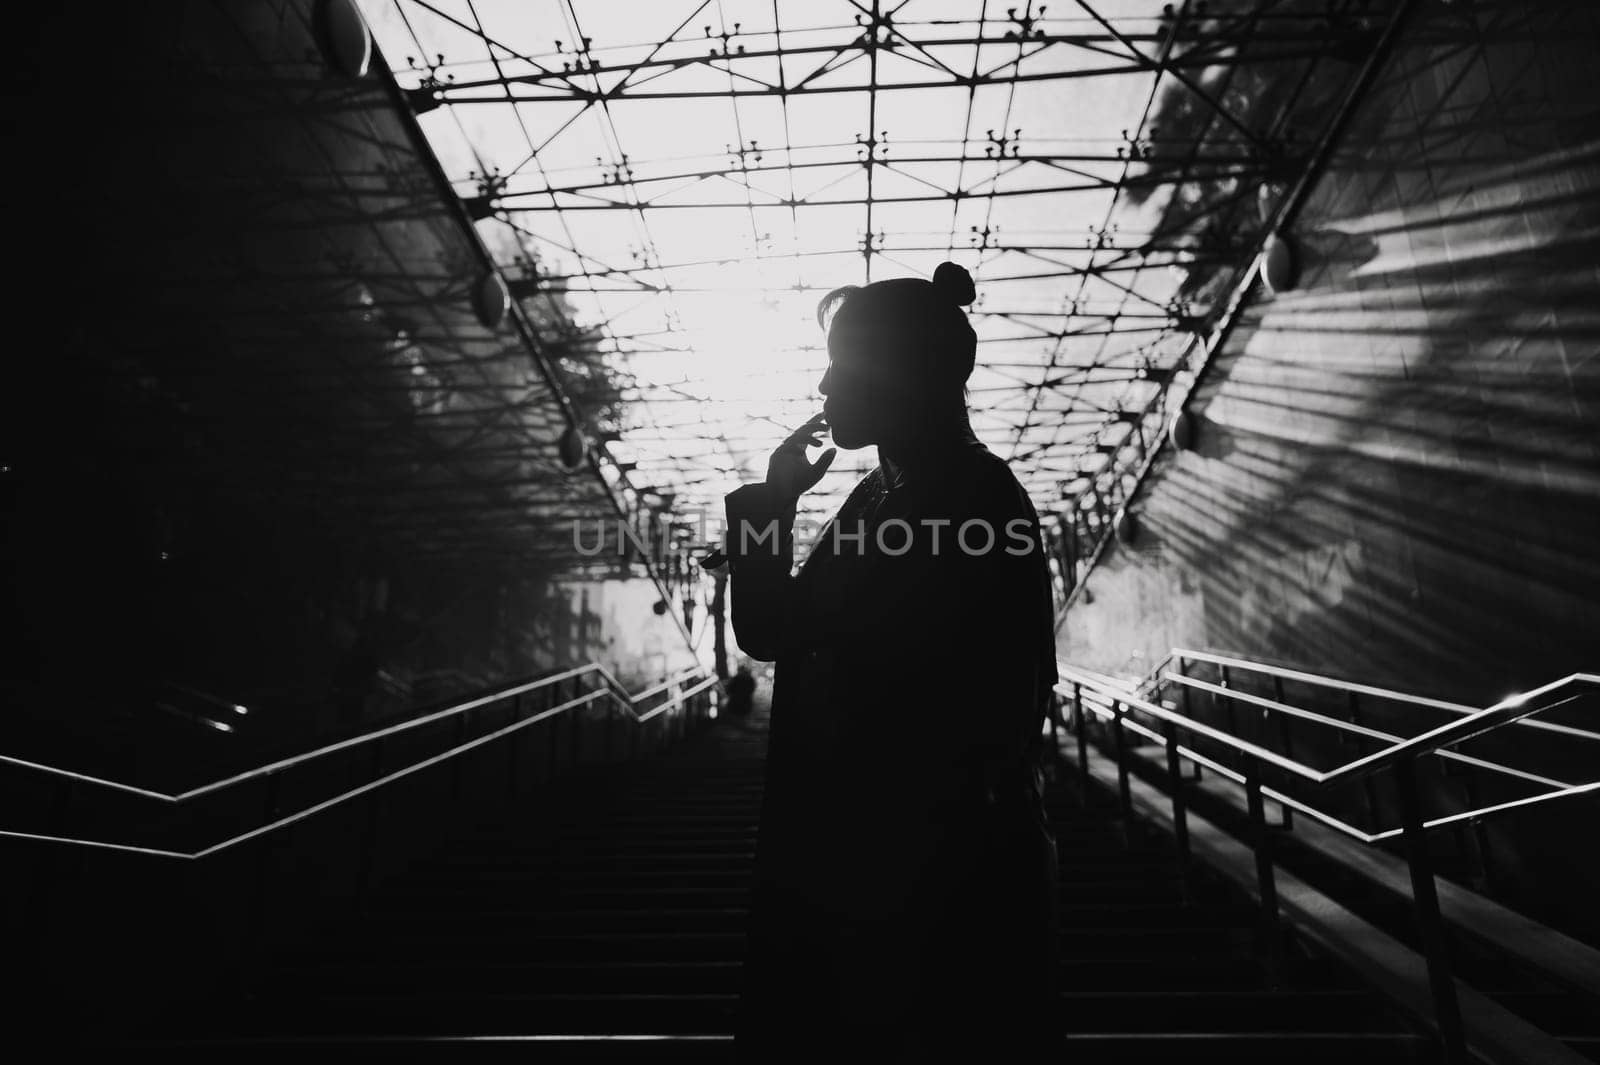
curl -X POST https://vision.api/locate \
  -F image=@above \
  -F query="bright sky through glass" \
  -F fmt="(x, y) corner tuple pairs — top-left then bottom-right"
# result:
(359, 0), (1192, 529)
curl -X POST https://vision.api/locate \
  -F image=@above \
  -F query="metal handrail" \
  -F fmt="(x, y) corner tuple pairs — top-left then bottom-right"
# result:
(590, 662), (720, 723)
(1318, 676), (1600, 785)
(1163, 672), (1574, 791)
(0, 662), (705, 804)
(1172, 647), (1600, 743)
(1056, 653), (1597, 1065)
(1074, 687), (1378, 838)
(0, 660), (720, 858)
(1065, 674), (1598, 844)
(1062, 664), (1328, 782)
(623, 666), (701, 703)
(1060, 660), (1596, 795)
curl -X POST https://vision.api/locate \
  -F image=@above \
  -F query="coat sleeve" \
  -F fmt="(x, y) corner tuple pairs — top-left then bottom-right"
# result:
(722, 479), (952, 662)
(721, 482), (801, 662)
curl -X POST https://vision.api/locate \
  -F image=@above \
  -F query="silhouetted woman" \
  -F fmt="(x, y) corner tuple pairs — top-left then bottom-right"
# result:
(722, 262), (1060, 1060)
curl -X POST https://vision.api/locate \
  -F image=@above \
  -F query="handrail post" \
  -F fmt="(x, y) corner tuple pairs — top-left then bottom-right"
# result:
(1271, 676), (1294, 830)
(1218, 664), (1239, 741)
(508, 693), (521, 798)
(357, 737), (384, 899)
(450, 706), (468, 800)
(1073, 682), (1089, 784)
(1396, 754), (1467, 1065)
(1162, 720), (1191, 902)
(1175, 656), (1201, 781)
(570, 685), (583, 767)
(1435, 755), (1493, 895)
(1348, 691), (1381, 827)
(1459, 774), (1495, 895)
(603, 698), (617, 763)
(1111, 699), (1131, 817)
(548, 679), (563, 782)
(1244, 762), (1281, 987)
(27, 778), (75, 978)
(247, 772), (282, 982)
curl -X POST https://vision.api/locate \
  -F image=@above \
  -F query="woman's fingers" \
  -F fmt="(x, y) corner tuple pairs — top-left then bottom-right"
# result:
(802, 447), (837, 492)
(767, 413), (832, 500)
(781, 412), (829, 450)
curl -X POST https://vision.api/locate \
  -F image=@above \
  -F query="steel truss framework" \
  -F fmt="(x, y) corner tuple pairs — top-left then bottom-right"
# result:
(358, 0), (1410, 598)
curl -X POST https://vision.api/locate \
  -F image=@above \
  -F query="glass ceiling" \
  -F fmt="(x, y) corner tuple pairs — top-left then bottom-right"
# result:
(358, 0), (1380, 536)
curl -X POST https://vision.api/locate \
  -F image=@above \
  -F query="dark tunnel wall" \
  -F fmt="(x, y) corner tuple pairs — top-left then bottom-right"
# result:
(0, 5), (698, 788)
(1059, 0), (1600, 702)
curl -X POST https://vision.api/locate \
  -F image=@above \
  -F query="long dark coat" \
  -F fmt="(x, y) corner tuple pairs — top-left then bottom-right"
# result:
(723, 435), (1060, 1061)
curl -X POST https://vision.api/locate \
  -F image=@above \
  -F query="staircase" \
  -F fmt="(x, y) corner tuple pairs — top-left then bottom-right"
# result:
(1040, 772), (1430, 1062)
(104, 692), (1450, 1060)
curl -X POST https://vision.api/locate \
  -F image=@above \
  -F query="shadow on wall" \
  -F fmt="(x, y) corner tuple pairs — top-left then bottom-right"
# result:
(1058, 0), (1600, 935)
(1061, 0), (1600, 702)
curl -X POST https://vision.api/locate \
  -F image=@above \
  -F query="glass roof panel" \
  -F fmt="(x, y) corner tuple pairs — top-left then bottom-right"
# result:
(359, 0), (1389, 534)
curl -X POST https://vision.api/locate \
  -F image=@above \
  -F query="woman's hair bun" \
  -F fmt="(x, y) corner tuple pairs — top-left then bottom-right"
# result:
(931, 261), (976, 307)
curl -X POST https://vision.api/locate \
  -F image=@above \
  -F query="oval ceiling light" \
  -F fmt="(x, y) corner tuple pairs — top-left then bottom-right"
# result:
(316, 0), (373, 78)
(558, 423), (588, 471)
(1259, 232), (1299, 295)
(1168, 410), (1196, 452)
(1115, 510), (1139, 546)
(474, 271), (509, 329)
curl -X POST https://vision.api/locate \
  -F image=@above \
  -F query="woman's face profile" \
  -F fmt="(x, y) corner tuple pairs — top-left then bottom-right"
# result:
(819, 312), (913, 450)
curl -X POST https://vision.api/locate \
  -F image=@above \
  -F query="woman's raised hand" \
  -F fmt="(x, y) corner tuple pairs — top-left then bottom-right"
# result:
(766, 412), (836, 504)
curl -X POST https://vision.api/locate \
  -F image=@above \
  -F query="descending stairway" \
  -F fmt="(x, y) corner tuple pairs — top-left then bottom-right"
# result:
(118, 698), (1438, 1061)
(1115, 741), (1600, 1061)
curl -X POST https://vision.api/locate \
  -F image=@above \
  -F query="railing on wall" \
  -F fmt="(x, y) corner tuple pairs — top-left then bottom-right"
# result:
(1, 660), (723, 1016)
(1, 661), (720, 858)
(1053, 651), (1599, 1065)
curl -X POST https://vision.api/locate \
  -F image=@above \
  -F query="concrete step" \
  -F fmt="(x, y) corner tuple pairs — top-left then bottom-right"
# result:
(103, 1031), (1436, 1064)
(263, 954), (1285, 994)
